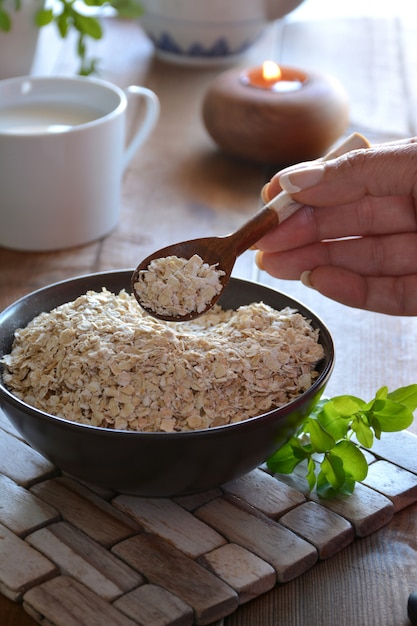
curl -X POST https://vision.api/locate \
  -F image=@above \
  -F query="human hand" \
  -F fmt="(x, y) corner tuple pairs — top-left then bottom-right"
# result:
(256, 138), (417, 315)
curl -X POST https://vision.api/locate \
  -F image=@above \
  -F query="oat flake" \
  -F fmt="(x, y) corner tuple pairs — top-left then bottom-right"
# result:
(133, 254), (226, 317)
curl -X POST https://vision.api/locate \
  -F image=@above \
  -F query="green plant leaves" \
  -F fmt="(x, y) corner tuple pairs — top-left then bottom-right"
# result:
(0, 7), (12, 31)
(266, 384), (417, 497)
(110, 0), (144, 18)
(5, 0), (143, 76)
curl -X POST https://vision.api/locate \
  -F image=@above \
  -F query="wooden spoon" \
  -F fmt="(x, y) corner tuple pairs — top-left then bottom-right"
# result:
(132, 132), (370, 322)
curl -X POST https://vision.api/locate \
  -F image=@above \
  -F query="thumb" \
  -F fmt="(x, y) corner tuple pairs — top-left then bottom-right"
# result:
(274, 140), (417, 207)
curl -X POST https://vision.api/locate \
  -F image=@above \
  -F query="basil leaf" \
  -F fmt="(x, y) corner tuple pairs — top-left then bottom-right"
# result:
(266, 439), (306, 474)
(370, 399), (414, 432)
(388, 384), (417, 411)
(306, 417), (335, 453)
(316, 400), (350, 440)
(350, 415), (374, 448)
(330, 441), (368, 481)
(320, 454), (345, 490)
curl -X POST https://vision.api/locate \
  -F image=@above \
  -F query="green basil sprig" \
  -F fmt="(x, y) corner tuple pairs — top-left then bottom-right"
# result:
(266, 384), (417, 498)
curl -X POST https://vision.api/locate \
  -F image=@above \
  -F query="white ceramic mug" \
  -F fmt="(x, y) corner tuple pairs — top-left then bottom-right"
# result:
(0, 75), (160, 251)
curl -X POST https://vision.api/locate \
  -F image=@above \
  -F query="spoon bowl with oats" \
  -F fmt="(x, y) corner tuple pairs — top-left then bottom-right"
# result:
(131, 199), (285, 322)
(131, 133), (370, 322)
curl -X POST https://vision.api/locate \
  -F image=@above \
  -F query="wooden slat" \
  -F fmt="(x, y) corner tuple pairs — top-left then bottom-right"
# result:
(222, 468), (306, 517)
(0, 522), (57, 602)
(198, 543), (276, 604)
(0, 473), (59, 537)
(112, 533), (239, 626)
(362, 460), (417, 512)
(26, 522), (144, 601)
(30, 477), (141, 547)
(113, 496), (226, 558)
(279, 501), (354, 559)
(369, 431), (417, 474)
(23, 576), (137, 626)
(0, 429), (57, 487)
(113, 583), (194, 626)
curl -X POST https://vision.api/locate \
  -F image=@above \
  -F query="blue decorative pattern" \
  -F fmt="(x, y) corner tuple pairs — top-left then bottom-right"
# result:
(150, 31), (255, 58)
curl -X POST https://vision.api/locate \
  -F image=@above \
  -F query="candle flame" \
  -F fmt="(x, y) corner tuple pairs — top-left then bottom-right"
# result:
(262, 60), (282, 82)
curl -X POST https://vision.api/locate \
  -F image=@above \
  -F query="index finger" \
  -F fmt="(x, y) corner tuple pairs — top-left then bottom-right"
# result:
(274, 141), (417, 205)
(256, 194), (414, 253)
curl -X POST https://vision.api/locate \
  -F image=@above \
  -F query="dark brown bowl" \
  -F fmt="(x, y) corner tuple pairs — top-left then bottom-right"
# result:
(0, 271), (334, 496)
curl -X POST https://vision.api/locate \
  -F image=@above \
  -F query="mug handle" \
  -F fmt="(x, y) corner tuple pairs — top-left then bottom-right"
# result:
(123, 85), (160, 170)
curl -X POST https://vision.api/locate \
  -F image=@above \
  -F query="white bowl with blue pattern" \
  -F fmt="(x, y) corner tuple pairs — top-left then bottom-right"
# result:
(139, 0), (305, 66)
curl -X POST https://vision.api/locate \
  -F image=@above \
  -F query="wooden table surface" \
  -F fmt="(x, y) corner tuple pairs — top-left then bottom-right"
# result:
(1, 1), (417, 624)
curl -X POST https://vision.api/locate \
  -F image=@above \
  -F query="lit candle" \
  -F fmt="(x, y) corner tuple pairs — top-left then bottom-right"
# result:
(240, 61), (305, 92)
(202, 62), (349, 165)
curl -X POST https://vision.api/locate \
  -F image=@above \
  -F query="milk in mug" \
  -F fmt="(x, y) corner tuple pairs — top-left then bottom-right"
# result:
(0, 103), (103, 134)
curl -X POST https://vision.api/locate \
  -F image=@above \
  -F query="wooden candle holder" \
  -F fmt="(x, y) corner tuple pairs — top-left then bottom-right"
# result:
(202, 66), (350, 165)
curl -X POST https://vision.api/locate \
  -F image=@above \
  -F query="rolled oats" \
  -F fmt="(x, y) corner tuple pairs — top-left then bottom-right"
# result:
(1, 288), (325, 432)
(133, 254), (225, 317)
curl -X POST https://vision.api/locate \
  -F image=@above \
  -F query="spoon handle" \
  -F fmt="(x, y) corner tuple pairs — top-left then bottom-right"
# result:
(266, 132), (370, 223)
(232, 132), (370, 257)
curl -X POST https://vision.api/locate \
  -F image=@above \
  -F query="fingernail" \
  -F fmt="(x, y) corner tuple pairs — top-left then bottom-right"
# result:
(261, 183), (270, 203)
(300, 270), (314, 288)
(255, 250), (264, 270)
(280, 163), (325, 193)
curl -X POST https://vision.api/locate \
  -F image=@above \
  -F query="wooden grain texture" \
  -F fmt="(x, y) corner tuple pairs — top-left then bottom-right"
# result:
(113, 583), (194, 626)
(278, 501), (354, 559)
(279, 15), (413, 140)
(0, 474), (59, 537)
(113, 495), (226, 558)
(112, 533), (239, 625)
(29, 477), (141, 547)
(26, 522), (144, 601)
(198, 543), (276, 604)
(222, 467), (306, 517)
(0, 428), (57, 487)
(0, 522), (57, 602)
(23, 576), (137, 626)
(362, 460), (417, 512)
(369, 431), (417, 473)
(195, 496), (318, 582)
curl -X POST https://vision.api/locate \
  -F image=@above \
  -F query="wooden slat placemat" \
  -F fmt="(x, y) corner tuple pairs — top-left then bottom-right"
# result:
(1, 409), (417, 626)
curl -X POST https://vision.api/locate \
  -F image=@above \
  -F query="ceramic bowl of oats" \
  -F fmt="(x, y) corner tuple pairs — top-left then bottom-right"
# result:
(0, 270), (334, 496)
